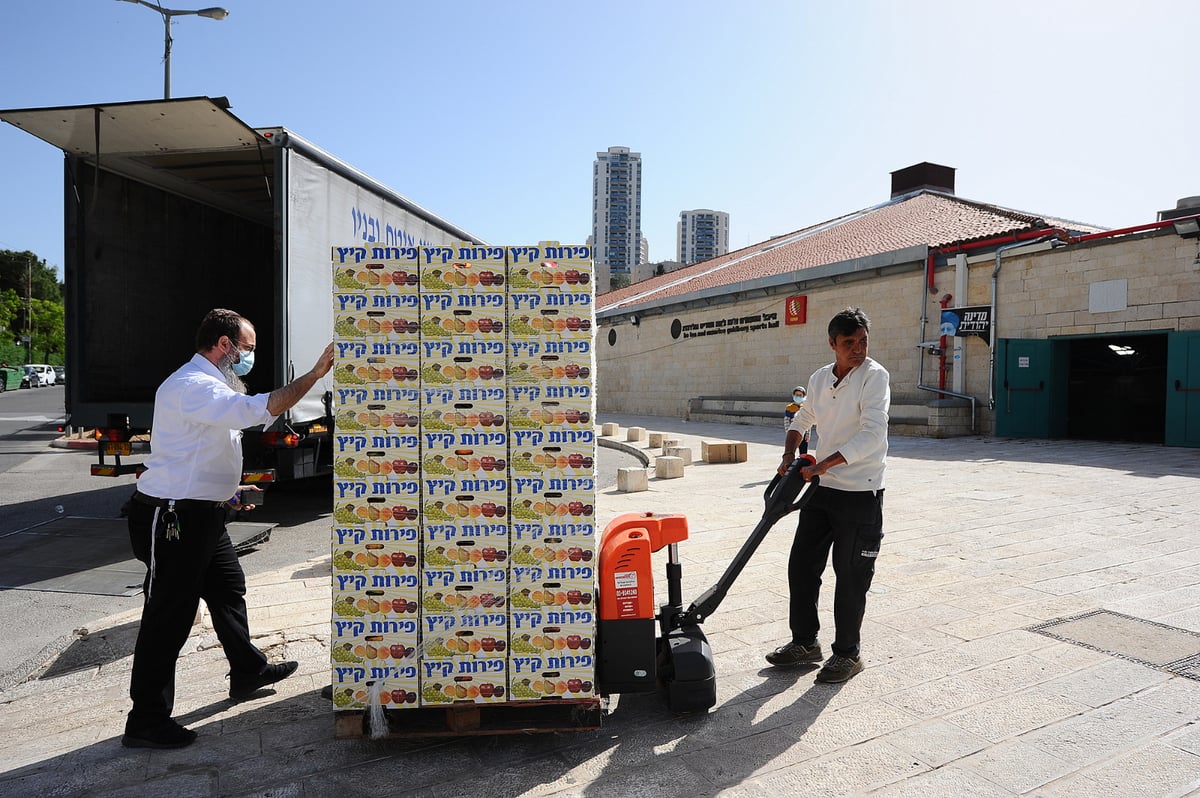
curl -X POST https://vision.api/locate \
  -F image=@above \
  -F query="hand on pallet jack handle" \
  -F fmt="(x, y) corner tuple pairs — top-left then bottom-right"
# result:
(763, 454), (819, 518)
(777, 450), (816, 477)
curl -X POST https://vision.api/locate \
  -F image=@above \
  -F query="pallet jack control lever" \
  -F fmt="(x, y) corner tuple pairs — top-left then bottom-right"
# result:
(673, 456), (818, 629)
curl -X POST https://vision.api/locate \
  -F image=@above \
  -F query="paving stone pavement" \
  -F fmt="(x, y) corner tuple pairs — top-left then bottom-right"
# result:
(2, 413), (1199, 797)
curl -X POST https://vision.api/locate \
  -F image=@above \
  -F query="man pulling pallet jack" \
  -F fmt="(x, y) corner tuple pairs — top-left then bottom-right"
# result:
(596, 307), (889, 711)
(765, 306), (890, 684)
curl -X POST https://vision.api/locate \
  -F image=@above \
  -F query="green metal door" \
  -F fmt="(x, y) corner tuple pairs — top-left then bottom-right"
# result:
(1165, 331), (1200, 447)
(996, 338), (1067, 438)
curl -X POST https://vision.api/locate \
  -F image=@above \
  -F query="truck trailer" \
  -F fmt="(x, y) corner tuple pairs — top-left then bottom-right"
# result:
(0, 96), (480, 482)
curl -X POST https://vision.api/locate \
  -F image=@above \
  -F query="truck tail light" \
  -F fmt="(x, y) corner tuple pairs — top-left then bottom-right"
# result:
(260, 432), (301, 448)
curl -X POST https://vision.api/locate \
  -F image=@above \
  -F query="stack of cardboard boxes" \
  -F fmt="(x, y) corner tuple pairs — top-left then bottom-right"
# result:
(331, 243), (595, 711)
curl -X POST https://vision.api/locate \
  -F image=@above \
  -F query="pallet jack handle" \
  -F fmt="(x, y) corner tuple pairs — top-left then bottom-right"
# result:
(672, 457), (818, 629)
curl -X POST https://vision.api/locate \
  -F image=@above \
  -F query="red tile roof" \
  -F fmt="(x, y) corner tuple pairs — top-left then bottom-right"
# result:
(598, 191), (1105, 312)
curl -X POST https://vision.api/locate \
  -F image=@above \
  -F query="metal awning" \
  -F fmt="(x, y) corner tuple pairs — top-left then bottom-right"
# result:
(0, 96), (263, 157)
(0, 97), (275, 223)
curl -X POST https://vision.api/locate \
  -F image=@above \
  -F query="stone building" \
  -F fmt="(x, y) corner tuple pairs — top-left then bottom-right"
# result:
(595, 163), (1200, 447)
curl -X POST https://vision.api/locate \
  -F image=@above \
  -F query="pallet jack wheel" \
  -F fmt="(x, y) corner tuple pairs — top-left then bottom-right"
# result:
(657, 624), (717, 713)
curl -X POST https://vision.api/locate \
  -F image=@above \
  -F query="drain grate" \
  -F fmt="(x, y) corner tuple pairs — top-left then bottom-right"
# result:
(1028, 609), (1200, 681)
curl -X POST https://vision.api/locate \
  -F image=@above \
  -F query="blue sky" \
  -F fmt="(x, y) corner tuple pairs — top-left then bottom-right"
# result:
(1, 0), (1197, 277)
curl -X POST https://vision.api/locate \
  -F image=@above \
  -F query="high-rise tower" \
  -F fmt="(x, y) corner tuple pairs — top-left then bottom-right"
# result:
(592, 147), (643, 291)
(677, 209), (730, 265)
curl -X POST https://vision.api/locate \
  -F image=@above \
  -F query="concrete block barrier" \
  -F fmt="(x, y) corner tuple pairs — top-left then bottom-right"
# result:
(663, 446), (692, 465)
(655, 456), (685, 479)
(616, 467), (650, 492)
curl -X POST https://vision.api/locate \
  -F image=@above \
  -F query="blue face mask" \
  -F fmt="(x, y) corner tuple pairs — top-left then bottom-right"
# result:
(792, 395), (804, 404)
(232, 349), (254, 376)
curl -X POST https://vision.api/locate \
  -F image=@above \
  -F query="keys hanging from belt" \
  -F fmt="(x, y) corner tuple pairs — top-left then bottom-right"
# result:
(161, 500), (181, 541)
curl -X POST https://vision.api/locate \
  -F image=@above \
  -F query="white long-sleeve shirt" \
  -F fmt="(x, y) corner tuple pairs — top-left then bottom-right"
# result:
(788, 357), (890, 492)
(138, 354), (276, 502)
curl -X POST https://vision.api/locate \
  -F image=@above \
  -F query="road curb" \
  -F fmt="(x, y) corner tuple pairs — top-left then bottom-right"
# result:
(597, 435), (652, 467)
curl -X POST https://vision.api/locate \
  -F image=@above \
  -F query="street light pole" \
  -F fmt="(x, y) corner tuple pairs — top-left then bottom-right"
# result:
(116, 0), (230, 99)
(26, 257), (32, 365)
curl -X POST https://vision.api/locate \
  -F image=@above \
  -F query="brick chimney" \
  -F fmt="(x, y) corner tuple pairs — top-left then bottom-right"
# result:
(891, 162), (955, 198)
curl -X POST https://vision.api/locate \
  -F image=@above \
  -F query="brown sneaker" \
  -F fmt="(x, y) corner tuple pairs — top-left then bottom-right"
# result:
(815, 654), (863, 683)
(765, 641), (823, 666)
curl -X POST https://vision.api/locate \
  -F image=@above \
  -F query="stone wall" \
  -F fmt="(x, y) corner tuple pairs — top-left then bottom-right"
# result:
(596, 229), (1199, 435)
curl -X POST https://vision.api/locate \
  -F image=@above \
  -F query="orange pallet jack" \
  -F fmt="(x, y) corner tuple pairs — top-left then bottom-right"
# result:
(595, 456), (819, 712)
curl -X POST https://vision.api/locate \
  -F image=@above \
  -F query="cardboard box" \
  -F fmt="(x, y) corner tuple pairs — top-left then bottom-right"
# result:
(507, 580), (595, 611)
(420, 431), (508, 454)
(419, 582), (507, 615)
(423, 607), (509, 637)
(422, 518), (509, 545)
(416, 308), (506, 344)
(333, 355), (420, 391)
(423, 537), (510, 570)
(333, 306), (421, 343)
(702, 440), (749, 463)
(332, 589), (421, 625)
(330, 665), (420, 710)
(332, 523), (420, 547)
(419, 352), (506, 388)
(505, 357), (592, 389)
(509, 444), (595, 477)
(331, 541), (419, 574)
(510, 517), (595, 542)
(509, 561), (594, 585)
(331, 253), (421, 294)
(334, 474), (420, 505)
(509, 485), (595, 524)
(507, 311), (593, 340)
(509, 290), (592, 314)
(509, 606), (596, 633)
(419, 661), (509, 705)
(421, 494), (509, 526)
(420, 565), (508, 593)
(421, 384), (506, 405)
(505, 243), (594, 286)
(508, 649), (596, 700)
(509, 537), (595, 570)
(507, 381), (593, 404)
(332, 496), (419, 527)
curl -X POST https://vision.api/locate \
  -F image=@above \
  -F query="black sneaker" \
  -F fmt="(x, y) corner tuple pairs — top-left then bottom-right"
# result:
(815, 654), (863, 683)
(229, 660), (299, 701)
(122, 719), (197, 749)
(765, 641), (823, 666)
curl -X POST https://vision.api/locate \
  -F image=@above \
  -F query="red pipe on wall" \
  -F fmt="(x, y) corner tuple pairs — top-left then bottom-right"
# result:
(938, 293), (952, 390)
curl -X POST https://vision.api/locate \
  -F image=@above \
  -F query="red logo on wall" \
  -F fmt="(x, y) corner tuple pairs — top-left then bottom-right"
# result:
(785, 295), (807, 325)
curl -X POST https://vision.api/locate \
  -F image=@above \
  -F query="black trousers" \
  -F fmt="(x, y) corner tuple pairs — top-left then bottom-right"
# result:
(787, 486), (884, 658)
(126, 496), (267, 732)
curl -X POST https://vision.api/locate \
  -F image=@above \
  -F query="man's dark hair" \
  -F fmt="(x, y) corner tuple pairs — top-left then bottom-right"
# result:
(195, 309), (249, 351)
(828, 307), (870, 339)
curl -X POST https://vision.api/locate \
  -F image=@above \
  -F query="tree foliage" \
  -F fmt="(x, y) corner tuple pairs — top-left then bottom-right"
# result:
(0, 250), (64, 364)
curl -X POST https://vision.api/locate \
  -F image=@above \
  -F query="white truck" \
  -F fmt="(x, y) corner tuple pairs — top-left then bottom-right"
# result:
(1, 96), (480, 481)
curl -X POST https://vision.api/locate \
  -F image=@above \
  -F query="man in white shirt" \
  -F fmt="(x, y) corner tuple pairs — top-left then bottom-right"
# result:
(123, 309), (333, 749)
(766, 307), (889, 683)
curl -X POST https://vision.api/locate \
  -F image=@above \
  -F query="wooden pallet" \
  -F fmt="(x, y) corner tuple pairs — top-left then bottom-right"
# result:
(334, 698), (603, 739)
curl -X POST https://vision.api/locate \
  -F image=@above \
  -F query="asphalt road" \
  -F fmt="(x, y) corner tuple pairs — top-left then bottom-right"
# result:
(0, 385), (638, 689)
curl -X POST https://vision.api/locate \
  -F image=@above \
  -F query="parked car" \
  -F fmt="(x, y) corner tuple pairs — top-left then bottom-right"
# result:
(21, 364), (55, 388)
(53, 365), (65, 387)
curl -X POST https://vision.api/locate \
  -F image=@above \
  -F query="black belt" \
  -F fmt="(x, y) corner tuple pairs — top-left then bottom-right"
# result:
(132, 491), (227, 510)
